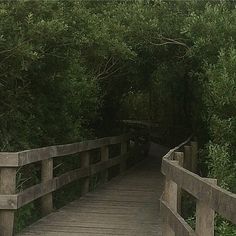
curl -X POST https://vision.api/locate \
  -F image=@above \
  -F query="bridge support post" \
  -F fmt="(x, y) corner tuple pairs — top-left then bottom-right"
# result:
(81, 151), (90, 195)
(101, 146), (109, 182)
(120, 141), (127, 174)
(162, 160), (178, 236)
(174, 152), (184, 214)
(184, 145), (192, 171)
(191, 141), (198, 173)
(196, 178), (217, 236)
(41, 158), (53, 216)
(0, 168), (16, 236)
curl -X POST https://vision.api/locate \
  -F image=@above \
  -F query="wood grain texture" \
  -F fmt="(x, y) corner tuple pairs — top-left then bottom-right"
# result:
(0, 154), (126, 210)
(162, 160), (178, 236)
(0, 135), (129, 167)
(0, 168), (16, 236)
(196, 178), (217, 236)
(160, 199), (195, 236)
(81, 151), (90, 196)
(17, 143), (168, 236)
(162, 158), (236, 225)
(41, 158), (53, 216)
(100, 145), (109, 182)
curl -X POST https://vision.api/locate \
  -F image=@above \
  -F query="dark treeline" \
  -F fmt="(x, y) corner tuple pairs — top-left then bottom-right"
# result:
(0, 1), (236, 234)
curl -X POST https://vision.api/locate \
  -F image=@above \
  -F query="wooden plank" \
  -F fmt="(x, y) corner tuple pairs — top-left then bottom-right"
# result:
(162, 159), (236, 224)
(160, 199), (195, 236)
(17, 154), (124, 209)
(184, 145), (191, 171)
(0, 153), (19, 167)
(81, 152), (90, 195)
(101, 146), (109, 182)
(16, 147), (164, 236)
(0, 195), (17, 210)
(17, 167), (89, 208)
(190, 142), (198, 173)
(120, 142), (127, 173)
(196, 178), (217, 236)
(41, 158), (53, 216)
(90, 155), (122, 175)
(0, 135), (129, 167)
(0, 168), (16, 236)
(162, 160), (178, 236)
(19, 135), (129, 166)
(174, 152), (184, 214)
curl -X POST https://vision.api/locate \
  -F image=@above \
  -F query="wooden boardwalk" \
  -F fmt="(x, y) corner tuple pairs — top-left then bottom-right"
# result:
(18, 144), (167, 236)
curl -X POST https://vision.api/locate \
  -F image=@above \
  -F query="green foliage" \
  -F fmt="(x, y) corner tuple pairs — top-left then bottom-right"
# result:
(207, 143), (236, 190)
(1, 1), (236, 234)
(215, 219), (236, 236)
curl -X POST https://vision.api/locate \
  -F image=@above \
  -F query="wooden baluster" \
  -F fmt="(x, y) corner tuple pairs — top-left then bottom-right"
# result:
(120, 141), (128, 174)
(81, 151), (90, 195)
(101, 146), (109, 182)
(41, 158), (53, 216)
(0, 168), (16, 236)
(191, 141), (198, 173)
(184, 145), (192, 171)
(174, 152), (184, 214)
(162, 159), (178, 236)
(196, 178), (217, 236)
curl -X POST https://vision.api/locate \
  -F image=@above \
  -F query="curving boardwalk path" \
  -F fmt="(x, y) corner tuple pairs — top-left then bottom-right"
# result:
(18, 143), (168, 236)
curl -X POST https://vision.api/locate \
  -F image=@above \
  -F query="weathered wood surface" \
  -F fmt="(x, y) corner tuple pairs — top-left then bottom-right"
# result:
(160, 200), (195, 236)
(0, 135), (129, 167)
(0, 168), (16, 236)
(162, 158), (236, 224)
(17, 143), (168, 236)
(1, 154), (127, 210)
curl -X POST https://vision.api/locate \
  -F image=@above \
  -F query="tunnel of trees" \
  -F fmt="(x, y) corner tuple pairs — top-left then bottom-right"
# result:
(0, 1), (236, 235)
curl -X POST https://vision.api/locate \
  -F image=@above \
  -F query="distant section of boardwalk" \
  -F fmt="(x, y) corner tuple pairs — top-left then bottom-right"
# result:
(18, 143), (168, 236)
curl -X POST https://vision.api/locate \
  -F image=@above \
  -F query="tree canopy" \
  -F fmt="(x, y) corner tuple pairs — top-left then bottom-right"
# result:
(1, 1), (236, 234)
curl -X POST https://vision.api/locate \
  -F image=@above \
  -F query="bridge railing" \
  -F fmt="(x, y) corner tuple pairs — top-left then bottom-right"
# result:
(161, 138), (236, 236)
(0, 134), (132, 236)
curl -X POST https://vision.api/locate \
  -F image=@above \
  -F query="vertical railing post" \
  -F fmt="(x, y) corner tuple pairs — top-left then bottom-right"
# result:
(0, 168), (16, 236)
(184, 145), (192, 171)
(162, 159), (178, 236)
(101, 145), (109, 182)
(196, 178), (216, 236)
(81, 151), (90, 195)
(120, 140), (128, 174)
(41, 158), (53, 216)
(191, 141), (198, 173)
(174, 152), (184, 214)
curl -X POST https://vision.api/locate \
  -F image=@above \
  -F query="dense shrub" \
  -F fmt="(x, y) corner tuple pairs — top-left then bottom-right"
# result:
(1, 1), (236, 234)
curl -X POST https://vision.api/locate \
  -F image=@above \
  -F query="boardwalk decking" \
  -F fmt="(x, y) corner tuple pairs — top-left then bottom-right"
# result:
(18, 143), (168, 236)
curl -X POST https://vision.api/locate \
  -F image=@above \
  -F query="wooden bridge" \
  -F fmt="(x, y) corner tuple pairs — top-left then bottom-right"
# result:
(0, 132), (235, 236)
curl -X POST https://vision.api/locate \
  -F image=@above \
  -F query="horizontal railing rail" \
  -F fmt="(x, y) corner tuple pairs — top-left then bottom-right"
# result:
(161, 138), (236, 236)
(0, 134), (132, 236)
(0, 135), (129, 167)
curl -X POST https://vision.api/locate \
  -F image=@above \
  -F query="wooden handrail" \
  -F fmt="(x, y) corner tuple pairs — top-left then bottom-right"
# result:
(0, 134), (131, 235)
(161, 138), (236, 236)
(0, 134), (129, 167)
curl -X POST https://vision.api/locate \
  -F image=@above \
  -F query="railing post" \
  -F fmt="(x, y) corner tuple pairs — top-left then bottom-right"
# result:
(196, 178), (217, 236)
(81, 151), (90, 195)
(191, 141), (198, 173)
(162, 159), (178, 236)
(184, 145), (192, 171)
(101, 146), (109, 182)
(174, 152), (184, 214)
(120, 140), (128, 174)
(0, 168), (16, 236)
(41, 158), (53, 216)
